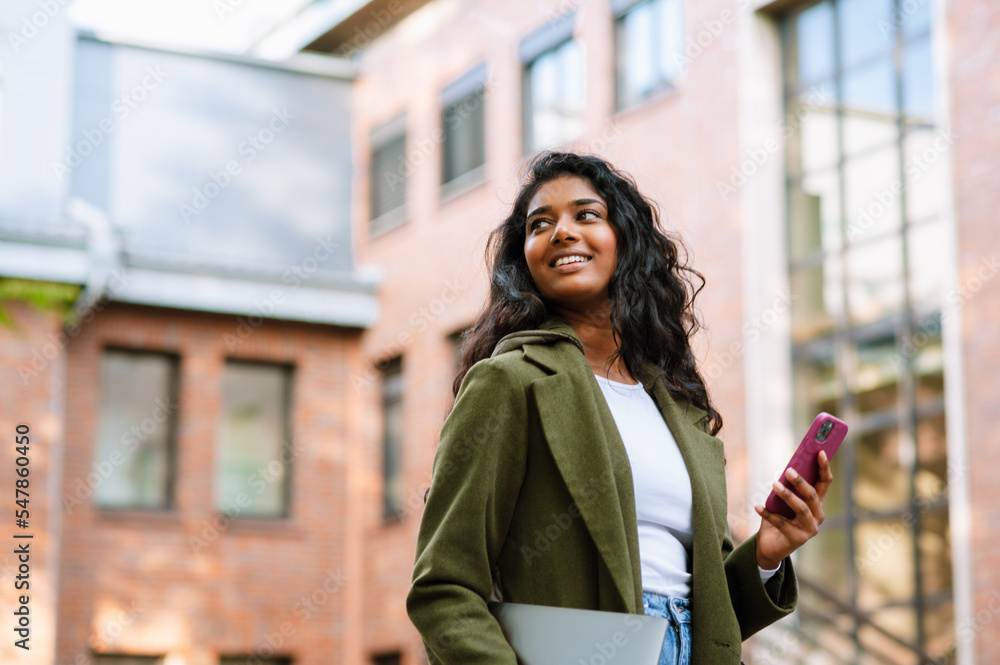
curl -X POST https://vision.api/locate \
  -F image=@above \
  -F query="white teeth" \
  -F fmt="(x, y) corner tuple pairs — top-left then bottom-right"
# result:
(554, 255), (591, 267)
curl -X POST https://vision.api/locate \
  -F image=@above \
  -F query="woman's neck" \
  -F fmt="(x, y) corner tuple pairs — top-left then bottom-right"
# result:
(554, 307), (637, 385)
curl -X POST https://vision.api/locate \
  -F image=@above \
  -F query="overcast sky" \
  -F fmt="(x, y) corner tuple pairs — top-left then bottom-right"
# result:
(70, 0), (314, 54)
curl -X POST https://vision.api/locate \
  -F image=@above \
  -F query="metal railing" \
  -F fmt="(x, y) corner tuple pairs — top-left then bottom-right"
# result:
(750, 570), (954, 665)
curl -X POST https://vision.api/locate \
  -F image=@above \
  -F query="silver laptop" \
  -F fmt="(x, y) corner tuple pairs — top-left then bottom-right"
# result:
(488, 601), (669, 665)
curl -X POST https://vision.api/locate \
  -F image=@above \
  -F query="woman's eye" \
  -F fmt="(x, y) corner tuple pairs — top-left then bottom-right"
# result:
(529, 219), (550, 231)
(579, 209), (601, 220)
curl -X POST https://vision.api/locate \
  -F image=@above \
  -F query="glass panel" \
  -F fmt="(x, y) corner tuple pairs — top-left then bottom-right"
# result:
(94, 351), (176, 509)
(915, 414), (947, 498)
(219, 362), (290, 517)
(371, 133), (406, 219)
(618, 2), (655, 107)
(908, 219), (947, 312)
(788, 90), (839, 176)
(923, 600), (956, 663)
(854, 332), (899, 415)
(383, 358), (404, 520)
(856, 517), (916, 608)
(843, 109), (897, 157)
(842, 59), (898, 132)
(789, 169), (841, 259)
(443, 86), (486, 184)
(791, 256), (843, 341)
(656, 0), (685, 82)
(797, 588), (857, 662)
(901, 0), (932, 39)
(794, 348), (841, 418)
(903, 129), (951, 223)
(858, 606), (918, 665)
(799, 526), (851, 597)
(844, 147), (902, 243)
(919, 508), (952, 596)
(912, 323), (944, 403)
(529, 40), (585, 152)
(903, 35), (935, 121)
(855, 426), (910, 514)
(841, 47), (898, 155)
(794, 1), (835, 86)
(846, 236), (904, 325)
(838, 0), (895, 68)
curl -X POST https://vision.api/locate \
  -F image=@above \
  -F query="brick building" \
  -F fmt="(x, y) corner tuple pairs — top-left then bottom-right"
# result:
(0, 0), (997, 664)
(0, 3), (376, 665)
(286, 0), (995, 663)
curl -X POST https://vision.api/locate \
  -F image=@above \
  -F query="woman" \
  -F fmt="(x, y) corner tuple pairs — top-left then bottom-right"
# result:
(406, 152), (831, 665)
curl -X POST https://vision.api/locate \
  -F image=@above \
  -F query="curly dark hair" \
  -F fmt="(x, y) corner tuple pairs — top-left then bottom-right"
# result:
(454, 151), (723, 435)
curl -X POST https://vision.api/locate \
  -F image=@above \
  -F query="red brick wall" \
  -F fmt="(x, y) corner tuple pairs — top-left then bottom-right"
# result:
(950, 1), (1000, 663)
(0, 302), (65, 665)
(351, 0), (749, 661)
(54, 303), (363, 665)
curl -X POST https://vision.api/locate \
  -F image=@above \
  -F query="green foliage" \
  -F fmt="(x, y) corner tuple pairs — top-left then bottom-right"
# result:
(0, 279), (81, 327)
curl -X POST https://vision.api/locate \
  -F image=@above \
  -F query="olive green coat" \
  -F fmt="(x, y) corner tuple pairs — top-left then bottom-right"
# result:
(407, 315), (796, 664)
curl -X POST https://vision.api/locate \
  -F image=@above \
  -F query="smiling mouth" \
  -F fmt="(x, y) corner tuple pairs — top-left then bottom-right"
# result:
(551, 255), (592, 268)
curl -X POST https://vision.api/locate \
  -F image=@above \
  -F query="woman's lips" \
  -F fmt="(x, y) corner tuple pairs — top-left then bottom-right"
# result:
(551, 257), (592, 272)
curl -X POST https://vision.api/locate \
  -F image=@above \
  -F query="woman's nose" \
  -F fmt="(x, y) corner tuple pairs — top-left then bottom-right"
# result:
(550, 216), (577, 243)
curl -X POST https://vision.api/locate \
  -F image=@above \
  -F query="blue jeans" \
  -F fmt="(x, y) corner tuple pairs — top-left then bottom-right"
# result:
(642, 592), (692, 665)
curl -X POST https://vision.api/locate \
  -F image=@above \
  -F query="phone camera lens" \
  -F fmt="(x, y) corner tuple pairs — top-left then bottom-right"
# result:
(816, 420), (834, 442)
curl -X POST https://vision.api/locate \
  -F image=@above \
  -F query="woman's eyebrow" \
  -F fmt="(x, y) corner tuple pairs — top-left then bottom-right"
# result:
(527, 199), (606, 219)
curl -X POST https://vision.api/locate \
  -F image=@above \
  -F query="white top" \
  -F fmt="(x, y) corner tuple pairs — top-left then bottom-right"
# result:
(593, 374), (779, 598)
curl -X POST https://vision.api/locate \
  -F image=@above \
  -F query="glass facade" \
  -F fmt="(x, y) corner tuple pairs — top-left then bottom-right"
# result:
(782, 0), (953, 662)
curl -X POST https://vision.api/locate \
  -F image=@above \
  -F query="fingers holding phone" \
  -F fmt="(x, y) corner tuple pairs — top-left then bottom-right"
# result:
(753, 415), (847, 569)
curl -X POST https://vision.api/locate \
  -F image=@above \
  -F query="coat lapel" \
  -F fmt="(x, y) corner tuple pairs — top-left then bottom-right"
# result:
(530, 364), (642, 612)
(645, 370), (730, 588)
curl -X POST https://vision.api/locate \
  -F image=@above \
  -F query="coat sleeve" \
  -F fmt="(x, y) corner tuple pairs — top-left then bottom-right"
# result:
(723, 526), (798, 640)
(406, 358), (528, 665)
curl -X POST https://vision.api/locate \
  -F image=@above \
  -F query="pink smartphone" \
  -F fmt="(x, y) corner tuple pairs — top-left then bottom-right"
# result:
(764, 412), (848, 519)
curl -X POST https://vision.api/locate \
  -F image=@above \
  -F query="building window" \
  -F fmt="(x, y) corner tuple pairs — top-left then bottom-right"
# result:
(94, 656), (164, 665)
(442, 63), (488, 194)
(220, 657), (291, 665)
(218, 361), (293, 518)
(781, 1), (951, 663)
(381, 357), (404, 522)
(370, 115), (407, 235)
(613, 0), (684, 110)
(521, 14), (585, 153)
(94, 349), (178, 510)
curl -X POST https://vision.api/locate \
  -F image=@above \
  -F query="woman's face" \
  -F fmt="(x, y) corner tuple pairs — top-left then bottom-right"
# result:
(523, 174), (617, 315)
